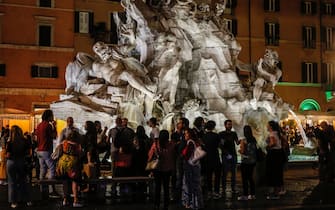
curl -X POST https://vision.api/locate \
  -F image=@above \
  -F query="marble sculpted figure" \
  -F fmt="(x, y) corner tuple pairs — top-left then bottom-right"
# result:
(51, 0), (290, 143)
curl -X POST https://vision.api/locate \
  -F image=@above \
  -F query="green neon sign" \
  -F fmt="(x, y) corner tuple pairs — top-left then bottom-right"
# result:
(299, 99), (321, 111)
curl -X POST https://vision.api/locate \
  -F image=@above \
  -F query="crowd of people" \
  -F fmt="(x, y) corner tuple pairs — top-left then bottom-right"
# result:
(0, 109), (315, 209)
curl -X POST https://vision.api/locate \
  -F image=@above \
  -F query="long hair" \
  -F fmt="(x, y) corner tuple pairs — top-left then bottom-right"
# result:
(41, 109), (53, 121)
(243, 125), (257, 144)
(136, 125), (148, 149)
(136, 125), (147, 139)
(10, 125), (24, 142)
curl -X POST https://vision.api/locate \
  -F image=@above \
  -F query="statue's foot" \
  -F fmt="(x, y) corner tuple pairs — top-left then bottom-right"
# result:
(153, 94), (162, 101)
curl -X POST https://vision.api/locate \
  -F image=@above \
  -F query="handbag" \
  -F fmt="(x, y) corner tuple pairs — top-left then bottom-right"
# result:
(188, 145), (206, 165)
(145, 148), (160, 171)
(145, 157), (160, 171)
(51, 144), (63, 160)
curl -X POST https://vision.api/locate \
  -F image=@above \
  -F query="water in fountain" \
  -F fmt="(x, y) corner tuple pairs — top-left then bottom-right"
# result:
(288, 109), (309, 147)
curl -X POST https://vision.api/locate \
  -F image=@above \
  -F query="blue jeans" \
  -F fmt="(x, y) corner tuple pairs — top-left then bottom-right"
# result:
(37, 151), (56, 179)
(7, 159), (31, 203)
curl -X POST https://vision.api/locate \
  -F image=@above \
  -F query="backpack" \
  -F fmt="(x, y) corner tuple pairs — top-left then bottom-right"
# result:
(243, 141), (257, 164)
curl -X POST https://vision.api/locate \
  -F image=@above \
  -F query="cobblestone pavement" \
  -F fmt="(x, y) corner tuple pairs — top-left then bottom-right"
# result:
(1, 161), (334, 210)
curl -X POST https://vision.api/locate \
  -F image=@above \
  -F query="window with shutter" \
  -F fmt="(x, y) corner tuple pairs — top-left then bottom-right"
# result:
(321, 63), (327, 84)
(302, 26), (316, 48)
(225, 0), (233, 14)
(265, 22), (279, 46)
(311, 1), (317, 15)
(302, 62), (318, 83)
(324, 27), (335, 50)
(320, 63), (335, 87)
(301, 1), (317, 15)
(264, 0), (279, 12)
(323, 63), (335, 86)
(75, 11), (93, 34)
(0, 64), (5, 76)
(31, 65), (38, 77)
(225, 19), (238, 37)
(301, 62), (307, 82)
(31, 65), (58, 78)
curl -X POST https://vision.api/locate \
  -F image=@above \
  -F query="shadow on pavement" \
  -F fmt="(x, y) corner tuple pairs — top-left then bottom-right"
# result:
(302, 182), (335, 207)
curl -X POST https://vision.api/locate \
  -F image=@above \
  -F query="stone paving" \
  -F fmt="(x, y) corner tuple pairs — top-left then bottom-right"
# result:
(1, 161), (334, 210)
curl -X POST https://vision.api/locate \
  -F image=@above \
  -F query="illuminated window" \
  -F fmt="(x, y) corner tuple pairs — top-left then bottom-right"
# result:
(75, 11), (94, 34)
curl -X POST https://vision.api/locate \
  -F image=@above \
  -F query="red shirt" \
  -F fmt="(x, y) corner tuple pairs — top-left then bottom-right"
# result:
(36, 121), (54, 152)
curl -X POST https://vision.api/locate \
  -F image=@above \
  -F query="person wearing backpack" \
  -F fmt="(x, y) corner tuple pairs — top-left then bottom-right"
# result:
(237, 125), (257, 201)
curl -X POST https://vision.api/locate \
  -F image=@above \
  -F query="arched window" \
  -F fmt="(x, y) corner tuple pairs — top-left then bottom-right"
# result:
(299, 99), (321, 111)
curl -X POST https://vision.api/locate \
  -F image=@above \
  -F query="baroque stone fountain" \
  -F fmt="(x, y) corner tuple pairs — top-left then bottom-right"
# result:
(51, 0), (290, 145)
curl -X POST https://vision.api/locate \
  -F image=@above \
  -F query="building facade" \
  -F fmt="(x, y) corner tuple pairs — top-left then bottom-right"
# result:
(230, 0), (335, 116)
(0, 0), (124, 132)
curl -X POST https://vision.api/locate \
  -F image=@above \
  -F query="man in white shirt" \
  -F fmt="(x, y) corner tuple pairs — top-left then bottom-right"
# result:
(57, 117), (79, 145)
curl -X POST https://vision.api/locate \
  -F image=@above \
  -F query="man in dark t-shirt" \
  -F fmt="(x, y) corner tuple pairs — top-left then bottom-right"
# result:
(219, 119), (240, 194)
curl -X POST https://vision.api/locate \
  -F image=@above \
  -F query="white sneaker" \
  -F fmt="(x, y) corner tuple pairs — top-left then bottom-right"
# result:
(73, 202), (84, 208)
(278, 190), (286, 195)
(10, 203), (18, 208)
(213, 192), (221, 200)
(248, 195), (256, 200)
(237, 195), (248, 201)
